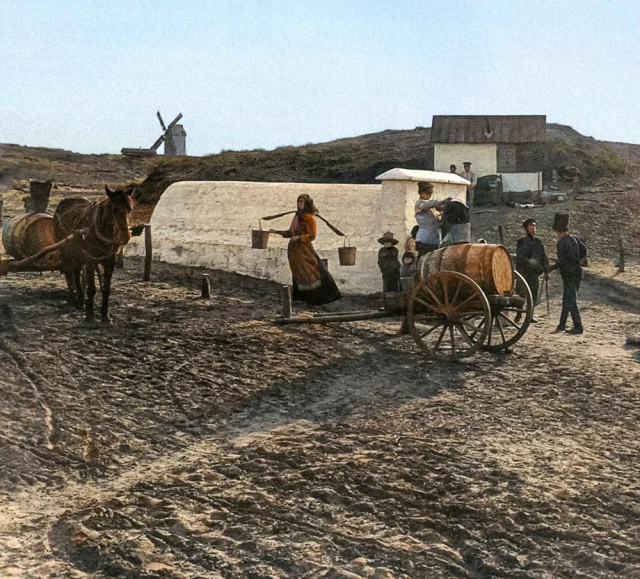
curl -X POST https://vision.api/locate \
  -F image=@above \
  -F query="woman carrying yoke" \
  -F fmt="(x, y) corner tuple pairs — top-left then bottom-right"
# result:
(272, 194), (342, 305)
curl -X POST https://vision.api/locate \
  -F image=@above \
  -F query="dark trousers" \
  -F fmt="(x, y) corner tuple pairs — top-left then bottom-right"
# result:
(416, 242), (439, 258)
(559, 276), (582, 330)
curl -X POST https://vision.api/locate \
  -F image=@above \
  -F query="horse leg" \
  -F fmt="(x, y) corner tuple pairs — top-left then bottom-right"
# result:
(73, 268), (84, 310)
(63, 270), (76, 306)
(85, 263), (97, 323)
(100, 257), (115, 323)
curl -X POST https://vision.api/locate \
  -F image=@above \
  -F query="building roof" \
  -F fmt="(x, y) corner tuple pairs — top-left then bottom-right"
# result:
(375, 168), (471, 185)
(430, 115), (546, 144)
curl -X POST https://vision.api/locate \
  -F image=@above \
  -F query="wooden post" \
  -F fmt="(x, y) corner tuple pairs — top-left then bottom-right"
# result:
(201, 273), (211, 299)
(143, 225), (152, 281)
(281, 285), (292, 319)
(498, 225), (505, 246)
(619, 237), (625, 273)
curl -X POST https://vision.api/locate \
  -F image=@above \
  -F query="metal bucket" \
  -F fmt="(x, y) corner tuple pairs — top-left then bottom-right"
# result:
(338, 237), (356, 266)
(251, 229), (270, 249)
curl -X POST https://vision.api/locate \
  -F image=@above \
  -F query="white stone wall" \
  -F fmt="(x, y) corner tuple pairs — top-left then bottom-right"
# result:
(434, 143), (497, 177)
(501, 172), (541, 193)
(126, 179), (468, 294)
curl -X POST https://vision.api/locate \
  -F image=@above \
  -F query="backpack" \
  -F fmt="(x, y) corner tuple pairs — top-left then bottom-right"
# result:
(572, 236), (588, 265)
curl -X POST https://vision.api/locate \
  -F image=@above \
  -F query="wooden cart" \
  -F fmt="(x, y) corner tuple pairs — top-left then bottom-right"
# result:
(279, 243), (533, 361)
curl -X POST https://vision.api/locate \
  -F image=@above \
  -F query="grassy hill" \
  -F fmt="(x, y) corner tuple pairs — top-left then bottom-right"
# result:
(132, 124), (635, 207)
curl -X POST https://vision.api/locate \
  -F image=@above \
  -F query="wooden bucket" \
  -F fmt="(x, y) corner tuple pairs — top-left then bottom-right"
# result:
(251, 227), (269, 249)
(338, 237), (356, 266)
(1, 212), (61, 270)
(419, 243), (513, 297)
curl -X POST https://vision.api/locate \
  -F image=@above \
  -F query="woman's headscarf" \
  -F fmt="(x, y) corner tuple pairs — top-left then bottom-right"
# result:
(297, 194), (318, 216)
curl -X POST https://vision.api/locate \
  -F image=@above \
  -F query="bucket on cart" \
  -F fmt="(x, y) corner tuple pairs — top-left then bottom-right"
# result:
(338, 237), (356, 266)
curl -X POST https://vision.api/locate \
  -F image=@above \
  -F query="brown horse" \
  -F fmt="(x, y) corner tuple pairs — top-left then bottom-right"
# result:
(54, 185), (134, 323)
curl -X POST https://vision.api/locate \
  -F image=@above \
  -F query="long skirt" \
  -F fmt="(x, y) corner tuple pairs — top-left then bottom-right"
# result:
(288, 241), (341, 305)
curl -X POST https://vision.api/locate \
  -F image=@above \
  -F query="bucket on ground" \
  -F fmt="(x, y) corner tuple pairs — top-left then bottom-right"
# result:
(338, 236), (356, 266)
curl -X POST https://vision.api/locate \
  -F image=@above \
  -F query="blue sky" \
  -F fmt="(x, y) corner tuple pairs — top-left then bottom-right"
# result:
(1, 0), (638, 155)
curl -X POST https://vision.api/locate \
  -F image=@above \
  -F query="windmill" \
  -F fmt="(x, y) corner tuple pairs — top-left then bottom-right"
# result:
(121, 111), (186, 157)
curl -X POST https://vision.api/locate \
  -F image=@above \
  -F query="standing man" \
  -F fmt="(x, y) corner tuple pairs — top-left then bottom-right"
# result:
(414, 182), (449, 258)
(449, 164), (458, 174)
(459, 162), (478, 209)
(515, 218), (548, 322)
(548, 213), (584, 335)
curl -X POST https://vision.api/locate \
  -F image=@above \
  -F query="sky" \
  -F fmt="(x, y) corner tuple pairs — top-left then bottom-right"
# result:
(1, 0), (639, 156)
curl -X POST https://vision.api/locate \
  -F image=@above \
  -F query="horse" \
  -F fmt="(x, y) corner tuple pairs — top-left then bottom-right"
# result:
(53, 185), (134, 323)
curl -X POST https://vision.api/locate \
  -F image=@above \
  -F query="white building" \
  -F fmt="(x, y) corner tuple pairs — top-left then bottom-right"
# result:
(126, 170), (469, 295)
(430, 115), (546, 195)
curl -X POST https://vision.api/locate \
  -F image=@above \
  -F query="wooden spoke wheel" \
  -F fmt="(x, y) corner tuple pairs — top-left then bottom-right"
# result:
(406, 271), (491, 360)
(484, 270), (533, 351)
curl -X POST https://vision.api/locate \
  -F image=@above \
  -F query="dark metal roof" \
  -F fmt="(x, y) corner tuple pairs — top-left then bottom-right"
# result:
(430, 115), (546, 144)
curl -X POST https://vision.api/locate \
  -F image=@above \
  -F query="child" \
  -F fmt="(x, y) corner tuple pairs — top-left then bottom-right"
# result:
(377, 232), (400, 292)
(399, 251), (416, 292)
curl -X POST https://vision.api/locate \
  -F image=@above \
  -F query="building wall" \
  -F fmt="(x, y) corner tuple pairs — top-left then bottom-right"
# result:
(434, 143), (497, 176)
(126, 179), (467, 294)
(501, 173), (541, 193)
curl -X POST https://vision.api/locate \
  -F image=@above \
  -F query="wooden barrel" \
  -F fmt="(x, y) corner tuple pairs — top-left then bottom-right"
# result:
(1, 212), (61, 270)
(419, 243), (513, 297)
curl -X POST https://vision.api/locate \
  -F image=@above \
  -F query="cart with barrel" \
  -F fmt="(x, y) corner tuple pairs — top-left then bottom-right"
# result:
(279, 242), (534, 361)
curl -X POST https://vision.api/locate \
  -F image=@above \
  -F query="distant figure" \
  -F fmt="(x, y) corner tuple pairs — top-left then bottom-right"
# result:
(548, 213), (585, 335)
(270, 194), (341, 305)
(377, 232), (401, 292)
(449, 164), (458, 174)
(399, 251), (417, 291)
(459, 162), (478, 209)
(414, 182), (449, 257)
(515, 218), (548, 323)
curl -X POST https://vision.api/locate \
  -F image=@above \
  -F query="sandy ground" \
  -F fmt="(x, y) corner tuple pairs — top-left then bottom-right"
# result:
(1, 258), (640, 578)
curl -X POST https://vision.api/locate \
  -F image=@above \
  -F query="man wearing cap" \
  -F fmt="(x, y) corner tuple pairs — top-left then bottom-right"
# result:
(414, 182), (449, 257)
(548, 213), (584, 335)
(515, 218), (548, 322)
(459, 162), (477, 209)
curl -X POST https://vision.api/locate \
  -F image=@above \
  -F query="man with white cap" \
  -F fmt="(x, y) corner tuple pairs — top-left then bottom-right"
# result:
(459, 162), (477, 209)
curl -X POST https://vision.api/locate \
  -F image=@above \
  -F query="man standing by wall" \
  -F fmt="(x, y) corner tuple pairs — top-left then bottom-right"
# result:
(548, 213), (584, 335)
(459, 162), (477, 209)
(515, 218), (548, 322)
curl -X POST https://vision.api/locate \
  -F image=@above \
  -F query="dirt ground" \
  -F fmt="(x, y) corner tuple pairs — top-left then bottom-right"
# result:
(0, 255), (639, 579)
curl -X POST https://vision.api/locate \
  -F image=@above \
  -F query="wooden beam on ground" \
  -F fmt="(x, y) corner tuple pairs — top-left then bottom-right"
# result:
(277, 310), (397, 325)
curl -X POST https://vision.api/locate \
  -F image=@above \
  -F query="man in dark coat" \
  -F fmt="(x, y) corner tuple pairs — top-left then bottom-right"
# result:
(548, 213), (584, 334)
(515, 218), (548, 322)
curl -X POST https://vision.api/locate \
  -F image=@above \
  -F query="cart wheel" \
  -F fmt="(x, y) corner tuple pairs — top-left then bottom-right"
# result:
(484, 270), (533, 351)
(406, 271), (491, 360)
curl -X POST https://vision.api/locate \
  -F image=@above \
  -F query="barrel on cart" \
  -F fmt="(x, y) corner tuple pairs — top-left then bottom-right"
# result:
(1, 213), (61, 272)
(278, 242), (533, 361)
(405, 243), (532, 360)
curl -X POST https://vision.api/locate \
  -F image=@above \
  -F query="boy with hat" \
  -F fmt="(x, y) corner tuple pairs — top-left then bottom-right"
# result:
(377, 231), (401, 292)
(548, 213), (584, 334)
(515, 218), (548, 322)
